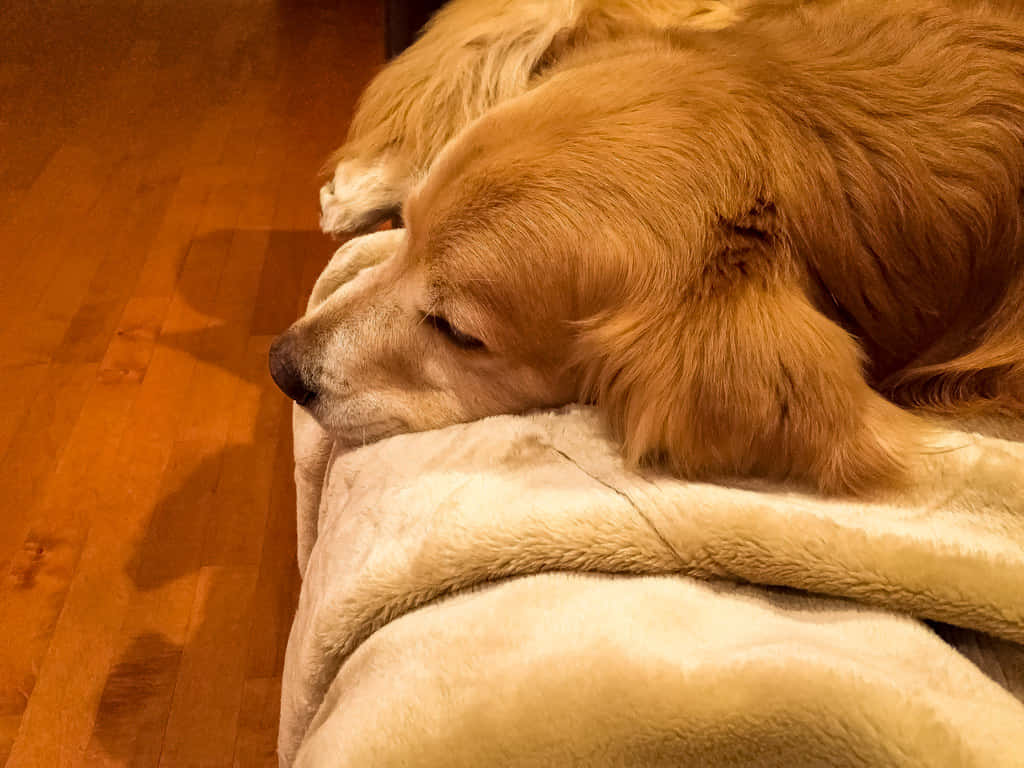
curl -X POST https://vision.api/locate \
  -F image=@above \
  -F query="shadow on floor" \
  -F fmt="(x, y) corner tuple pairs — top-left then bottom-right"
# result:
(89, 227), (329, 765)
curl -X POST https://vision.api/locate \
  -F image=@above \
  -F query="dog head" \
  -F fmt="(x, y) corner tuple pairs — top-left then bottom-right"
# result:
(273, 45), (916, 494)
(269, 216), (580, 447)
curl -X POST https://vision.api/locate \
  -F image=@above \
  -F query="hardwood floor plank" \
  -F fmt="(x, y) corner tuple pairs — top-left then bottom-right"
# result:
(83, 632), (185, 768)
(0, 373), (140, 714)
(0, 716), (19, 767)
(0, 146), (110, 280)
(244, 401), (302, 681)
(53, 170), (182, 365)
(0, 363), (100, 546)
(231, 677), (283, 768)
(0, 364), (49, 467)
(200, 337), (286, 569)
(158, 567), (258, 768)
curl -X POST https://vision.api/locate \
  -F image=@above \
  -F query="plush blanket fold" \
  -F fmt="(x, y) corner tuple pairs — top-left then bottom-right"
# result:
(280, 407), (1024, 766)
(291, 575), (1024, 767)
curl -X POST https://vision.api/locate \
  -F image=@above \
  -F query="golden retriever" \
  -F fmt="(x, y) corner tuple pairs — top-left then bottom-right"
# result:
(274, 0), (1024, 495)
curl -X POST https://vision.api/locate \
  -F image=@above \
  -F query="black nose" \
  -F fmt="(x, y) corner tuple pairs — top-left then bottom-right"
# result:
(269, 331), (316, 406)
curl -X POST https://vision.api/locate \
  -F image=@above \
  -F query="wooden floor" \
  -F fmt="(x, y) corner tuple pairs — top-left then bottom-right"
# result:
(0, 1), (384, 764)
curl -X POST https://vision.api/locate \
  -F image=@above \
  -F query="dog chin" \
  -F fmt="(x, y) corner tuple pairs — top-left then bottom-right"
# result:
(308, 408), (410, 449)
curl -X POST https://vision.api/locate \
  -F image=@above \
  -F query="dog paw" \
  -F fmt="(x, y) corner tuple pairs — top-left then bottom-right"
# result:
(319, 155), (408, 237)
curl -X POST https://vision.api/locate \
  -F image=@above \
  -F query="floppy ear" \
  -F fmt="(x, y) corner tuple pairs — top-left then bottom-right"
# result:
(529, 10), (638, 78)
(574, 213), (919, 495)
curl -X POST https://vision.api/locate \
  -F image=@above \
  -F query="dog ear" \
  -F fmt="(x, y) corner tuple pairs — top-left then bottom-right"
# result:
(574, 209), (919, 495)
(530, 26), (577, 78)
(530, 10), (638, 78)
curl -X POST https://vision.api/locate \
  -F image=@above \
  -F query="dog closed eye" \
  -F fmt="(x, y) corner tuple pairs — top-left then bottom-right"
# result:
(423, 313), (486, 350)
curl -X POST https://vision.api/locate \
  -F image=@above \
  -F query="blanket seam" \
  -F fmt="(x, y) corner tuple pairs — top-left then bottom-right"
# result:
(549, 446), (688, 566)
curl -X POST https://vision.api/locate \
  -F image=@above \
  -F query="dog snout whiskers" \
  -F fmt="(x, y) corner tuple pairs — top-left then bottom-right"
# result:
(269, 331), (318, 406)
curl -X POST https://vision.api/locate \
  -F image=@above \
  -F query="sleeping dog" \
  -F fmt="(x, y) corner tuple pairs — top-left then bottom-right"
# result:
(272, 0), (1024, 494)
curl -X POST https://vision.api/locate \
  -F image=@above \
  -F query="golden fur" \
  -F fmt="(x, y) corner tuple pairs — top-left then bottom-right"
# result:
(319, 0), (752, 234)
(276, 0), (1024, 495)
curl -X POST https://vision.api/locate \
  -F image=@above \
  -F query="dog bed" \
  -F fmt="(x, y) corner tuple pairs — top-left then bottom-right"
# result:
(278, 397), (1024, 766)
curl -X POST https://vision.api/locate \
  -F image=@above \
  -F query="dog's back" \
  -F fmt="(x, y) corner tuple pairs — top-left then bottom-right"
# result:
(673, 0), (1024, 414)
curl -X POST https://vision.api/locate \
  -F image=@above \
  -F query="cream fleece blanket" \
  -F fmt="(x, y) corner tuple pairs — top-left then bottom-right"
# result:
(280, 404), (1024, 767)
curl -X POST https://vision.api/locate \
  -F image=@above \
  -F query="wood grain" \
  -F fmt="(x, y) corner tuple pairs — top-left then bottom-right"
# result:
(0, 1), (384, 764)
